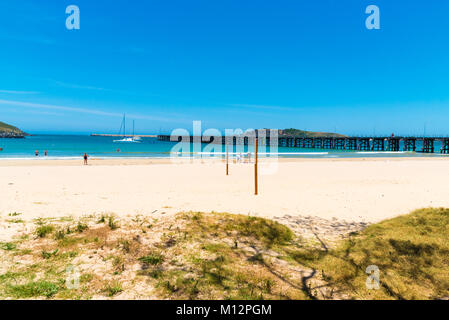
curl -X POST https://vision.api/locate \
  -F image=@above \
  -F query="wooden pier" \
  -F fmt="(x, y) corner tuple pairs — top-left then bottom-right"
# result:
(157, 134), (449, 154)
(403, 138), (416, 151)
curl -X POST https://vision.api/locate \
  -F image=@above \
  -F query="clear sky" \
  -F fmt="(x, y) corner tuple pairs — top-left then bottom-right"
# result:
(0, 0), (448, 135)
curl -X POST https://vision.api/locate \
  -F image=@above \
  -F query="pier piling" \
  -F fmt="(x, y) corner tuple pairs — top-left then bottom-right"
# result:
(422, 138), (435, 153)
(255, 138), (258, 196)
(441, 139), (449, 154)
(156, 134), (449, 155)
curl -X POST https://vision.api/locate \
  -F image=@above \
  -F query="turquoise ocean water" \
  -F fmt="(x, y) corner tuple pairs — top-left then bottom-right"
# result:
(0, 135), (447, 159)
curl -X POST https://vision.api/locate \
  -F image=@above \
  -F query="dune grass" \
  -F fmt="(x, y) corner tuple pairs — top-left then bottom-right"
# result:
(146, 212), (303, 300)
(287, 207), (449, 299)
(6, 280), (60, 299)
(0, 208), (447, 300)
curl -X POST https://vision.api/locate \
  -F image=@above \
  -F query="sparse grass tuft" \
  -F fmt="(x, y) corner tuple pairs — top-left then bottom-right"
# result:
(8, 212), (22, 216)
(35, 225), (55, 238)
(119, 239), (131, 253)
(17, 249), (33, 255)
(6, 280), (60, 298)
(104, 282), (123, 297)
(7, 219), (24, 224)
(55, 229), (66, 240)
(41, 249), (59, 259)
(108, 216), (119, 230)
(76, 222), (89, 233)
(139, 253), (164, 266)
(80, 273), (94, 284)
(1, 242), (17, 251)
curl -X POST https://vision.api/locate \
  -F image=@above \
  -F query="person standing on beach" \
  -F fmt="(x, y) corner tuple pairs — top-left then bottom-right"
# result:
(83, 153), (89, 165)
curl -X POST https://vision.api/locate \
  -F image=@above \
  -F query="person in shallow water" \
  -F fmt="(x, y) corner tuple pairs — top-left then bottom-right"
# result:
(35, 150), (39, 157)
(44, 150), (47, 156)
(83, 153), (88, 165)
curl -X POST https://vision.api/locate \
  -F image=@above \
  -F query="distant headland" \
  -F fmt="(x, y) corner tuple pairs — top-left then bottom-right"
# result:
(278, 128), (346, 138)
(0, 121), (28, 138)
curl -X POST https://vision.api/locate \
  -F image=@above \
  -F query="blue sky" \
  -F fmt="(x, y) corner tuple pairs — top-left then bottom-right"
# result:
(0, 0), (448, 135)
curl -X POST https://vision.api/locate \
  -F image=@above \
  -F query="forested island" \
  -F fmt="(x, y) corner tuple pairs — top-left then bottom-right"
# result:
(278, 128), (346, 138)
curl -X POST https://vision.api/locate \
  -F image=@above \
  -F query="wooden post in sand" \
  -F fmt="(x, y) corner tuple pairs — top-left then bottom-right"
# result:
(226, 143), (229, 176)
(255, 137), (258, 195)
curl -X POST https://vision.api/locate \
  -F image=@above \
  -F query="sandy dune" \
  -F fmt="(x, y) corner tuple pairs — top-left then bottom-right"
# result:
(1, 158), (448, 223)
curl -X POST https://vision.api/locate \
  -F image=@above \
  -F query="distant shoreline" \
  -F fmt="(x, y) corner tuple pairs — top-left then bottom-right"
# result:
(0, 133), (28, 138)
(1, 134), (449, 160)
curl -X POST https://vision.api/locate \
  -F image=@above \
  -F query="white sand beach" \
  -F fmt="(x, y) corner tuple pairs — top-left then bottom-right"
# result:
(1, 157), (448, 224)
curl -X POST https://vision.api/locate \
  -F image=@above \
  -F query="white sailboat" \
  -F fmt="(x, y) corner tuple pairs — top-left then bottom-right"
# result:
(113, 115), (142, 143)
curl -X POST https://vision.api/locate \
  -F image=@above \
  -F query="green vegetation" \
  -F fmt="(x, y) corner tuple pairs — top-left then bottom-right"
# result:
(76, 222), (89, 233)
(41, 249), (59, 259)
(144, 212), (305, 300)
(279, 128), (346, 138)
(233, 215), (294, 246)
(288, 208), (449, 300)
(35, 225), (55, 238)
(6, 281), (60, 298)
(107, 216), (119, 230)
(104, 282), (123, 297)
(1, 242), (17, 251)
(0, 209), (447, 300)
(7, 219), (24, 224)
(55, 229), (66, 240)
(8, 212), (22, 217)
(138, 253), (164, 266)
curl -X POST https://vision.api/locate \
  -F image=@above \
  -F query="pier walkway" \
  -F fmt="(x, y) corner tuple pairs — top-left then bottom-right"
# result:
(157, 134), (449, 154)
